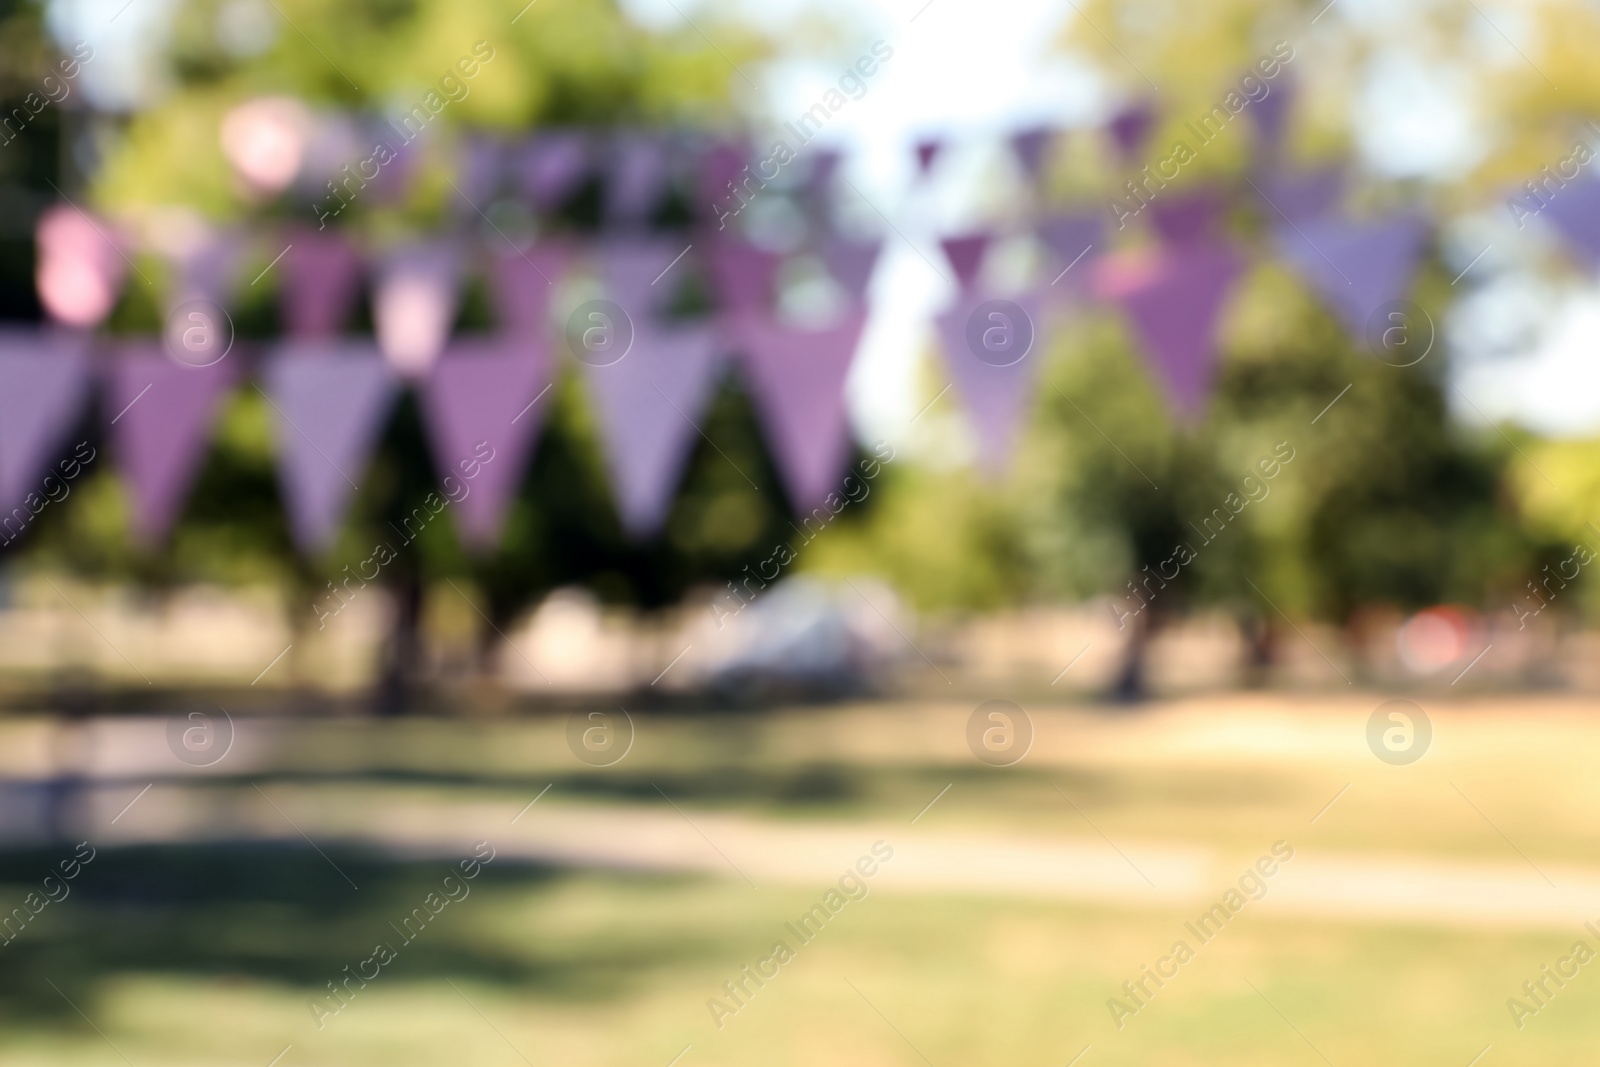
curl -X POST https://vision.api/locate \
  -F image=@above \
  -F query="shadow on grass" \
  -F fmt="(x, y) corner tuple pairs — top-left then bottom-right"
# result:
(0, 843), (721, 1026)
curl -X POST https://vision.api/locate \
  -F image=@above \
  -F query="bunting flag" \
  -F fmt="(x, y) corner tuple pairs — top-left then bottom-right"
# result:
(699, 139), (749, 220)
(581, 323), (723, 537)
(599, 237), (691, 322)
(515, 131), (591, 211)
(489, 242), (568, 341)
(708, 239), (782, 312)
(914, 137), (942, 177)
(262, 343), (398, 552)
(1011, 126), (1054, 180)
(0, 331), (92, 524)
(1037, 212), (1104, 294)
(1150, 187), (1227, 246)
(457, 136), (507, 209)
(934, 292), (1044, 471)
(163, 227), (248, 310)
(35, 206), (126, 329)
(1249, 77), (1295, 156)
(1108, 102), (1157, 162)
(821, 235), (883, 295)
(374, 242), (460, 377)
(606, 133), (672, 225)
(417, 338), (553, 549)
(728, 308), (868, 511)
(279, 228), (363, 338)
(1275, 214), (1427, 338)
(1255, 166), (1344, 223)
(940, 233), (992, 291)
(106, 346), (239, 543)
(1099, 243), (1243, 415)
(1537, 178), (1600, 266)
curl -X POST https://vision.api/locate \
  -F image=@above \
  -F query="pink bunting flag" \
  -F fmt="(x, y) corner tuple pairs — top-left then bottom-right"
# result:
(516, 131), (591, 211)
(933, 292), (1044, 471)
(1274, 214), (1427, 338)
(489, 242), (568, 341)
(914, 138), (942, 177)
(263, 342), (398, 552)
(1011, 126), (1054, 180)
(374, 242), (460, 377)
(582, 323), (723, 537)
(606, 132), (671, 224)
(279, 227), (363, 339)
(1256, 166), (1345, 223)
(821, 235), (883, 296)
(940, 233), (992, 291)
(35, 206), (127, 329)
(1098, 243), (1242, 415)
(1150, 187), (1227, 246)
(1108, 102), (1157, 162)
(417, 338), (553, 549)
(106, 346), (239, 543)
(728, 308), (868, 511)
(1537, 178), (1600, 267)
(0, 330), (92, 525)
(708, 239), (783, 312)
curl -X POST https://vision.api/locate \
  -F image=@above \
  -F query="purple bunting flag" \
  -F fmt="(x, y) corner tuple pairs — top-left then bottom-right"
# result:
(1255, 166), (1345, 223)
(0, 330), (92, 525)
(263, 343), (398, 552)
(606, 133), (672, 225)
(821, 235), (883, 296)
(934, 291), (1045, 471)
(1108, 102), (1157, 162)
(164, 227), (248, 310)
(1150, 187), (1227, 247)
(515, 131), (591, 211)
(106, 346), (239, 543)
(418, 338), (553, 549)
(280, 228), (363, 339)
(914, 138), (942, 177)
(1275, 214), (1427, 338)
(489, 243), (569, 341)
(1538, 178), (1600, 267)
(708, 239), (783, 312)
(1011, 125), (1055, 180)
(599, 238), (693, 323)
(940, 233), (992, 291)
(582, 324), (723, 537)
(1248, 76), (1295, 157)
(1038, 212), (1104, 297)
(1099, 243), (1243, 415)
(729, 308), (868, 511)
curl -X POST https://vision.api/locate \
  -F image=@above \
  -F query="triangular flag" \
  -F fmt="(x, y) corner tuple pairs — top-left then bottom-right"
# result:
(456, 136), (507, 210)
(821, 235), (883, 296)
(163, 227), (248, 310)
(417, 338), (553, 549)
(279, 227), (363, 338)
(515, 131), (590, 211)
(1011, 126), (1054, 179)
(606, 132), (671, 225)
(105, 346), (239, 543)
(35, 206), (127, 329)
(263, 342), (398, 552)
(582, 324), (723, 537)
(1108, 102), (1157, 162)
(489, 242), (568, 341)
(1099, 243), (1242, 415)
(1248, 76), (1294, 156)
(1275, 214), (1427, 337)
(1037, 212), (1104, 292)
(1538, 178), (1600, 267)
(1255, 166), (1344, 223)
(914, 138), (942, 176)
(374, 242), (460, 377)
(698, 139), (749, 223)
(940, 233), (992, 291)
(598, 238), (690, 324)
(1150, 187), (1227, 246)
(934, 292), (1044, 471)
(0, 330), (92, 523)
(708, 239), (782, 312)
(729, 309), (868, 511)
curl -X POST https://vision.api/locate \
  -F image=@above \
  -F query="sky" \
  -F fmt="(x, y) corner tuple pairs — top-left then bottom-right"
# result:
(45, 0), (1600, 445)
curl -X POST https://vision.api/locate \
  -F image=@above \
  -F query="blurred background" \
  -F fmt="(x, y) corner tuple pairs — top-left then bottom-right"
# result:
(5, 0), (1600, 1063)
